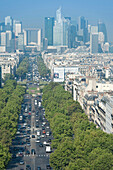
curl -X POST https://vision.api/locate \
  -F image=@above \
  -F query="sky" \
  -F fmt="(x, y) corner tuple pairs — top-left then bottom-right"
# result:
(0, 0), (113, 42)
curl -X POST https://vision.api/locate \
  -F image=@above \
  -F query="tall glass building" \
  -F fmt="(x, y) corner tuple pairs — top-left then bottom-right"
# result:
(45, 17), (54, 46)
(5, 16), (13, 31)
(98, 22), (107, 43)
(78, 16), (88, 43)
(53, 7), (70, 46)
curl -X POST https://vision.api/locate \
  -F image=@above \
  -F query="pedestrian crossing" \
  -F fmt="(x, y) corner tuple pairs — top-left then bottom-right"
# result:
(24, 154), (50, 157)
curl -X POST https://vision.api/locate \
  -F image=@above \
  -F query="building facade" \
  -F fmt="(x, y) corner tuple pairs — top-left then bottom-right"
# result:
(45, 17), (54, 46)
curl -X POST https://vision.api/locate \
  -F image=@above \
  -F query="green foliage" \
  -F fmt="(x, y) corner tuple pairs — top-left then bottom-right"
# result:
(0, 80), (25, 169)
(4, 73), (15, 82)
(16, 57), (29, 80)
(43, 82), (113, 170)
(37, 56), (50, 78)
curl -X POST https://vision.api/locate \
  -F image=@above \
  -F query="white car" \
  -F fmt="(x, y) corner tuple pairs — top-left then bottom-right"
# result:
(46, 132), (50, 136)
(35, 139), (40, 143)
(41, 135), (45, 138)
(42, 122), (46, 125)
(43, 141), (47, 145)
(46, 126), (49, 129)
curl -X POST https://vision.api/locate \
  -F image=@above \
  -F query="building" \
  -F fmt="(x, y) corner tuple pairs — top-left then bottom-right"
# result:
(53, 7), (63, 46)
(98, 22), (107, 43)
(0, 32), (6, 46)
(5, 16), (13, 31)
(13, 20), (22, 36)
(90, 33), (98, 53)
(53, 7), (70, 46)
(90, 26), (98, 54)
(43, 38), (48, 50)
(0, 52), (22, 79)
(77, 16), (88, 43)
(0, 22), (5, 32)
(53, 66), (78, 82)
(45, 17), (54, 46)
(68, 24), (76, 48)
(18, 33), (24, 51)
(23, 28), (41, 46)
(6, 30), (12, 52)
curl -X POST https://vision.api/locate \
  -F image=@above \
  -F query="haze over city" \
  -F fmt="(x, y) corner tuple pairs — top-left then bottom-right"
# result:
(0, 0), (113, 42)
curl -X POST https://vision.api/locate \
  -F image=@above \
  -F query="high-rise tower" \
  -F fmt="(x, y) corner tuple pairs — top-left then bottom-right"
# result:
(45, 17), (54, 46)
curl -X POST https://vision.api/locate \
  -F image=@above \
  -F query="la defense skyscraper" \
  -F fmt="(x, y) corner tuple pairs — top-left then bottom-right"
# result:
(98, 21), (107, 43)
(53, 7), (70, 46)
(45, 17), (54, 46)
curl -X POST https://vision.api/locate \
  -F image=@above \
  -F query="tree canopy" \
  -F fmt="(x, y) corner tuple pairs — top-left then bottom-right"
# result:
(37, 56), (51, 78)
(42, 82), (113, 170)
(0, 80), (25, 169)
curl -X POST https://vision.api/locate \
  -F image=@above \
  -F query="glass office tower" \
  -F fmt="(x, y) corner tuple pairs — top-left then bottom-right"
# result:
(45, 17), (54, 46)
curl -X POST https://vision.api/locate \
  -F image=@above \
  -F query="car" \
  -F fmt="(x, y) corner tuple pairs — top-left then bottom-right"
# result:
(25, 150), (30, 155)
(43, 141), (50, 145)
(26, 135), (30, 139)
(17, 152), (23, 157)
(42, 127), (45, 130)
(26, 138), (30, 142)
(23, 133), (27, 137)
(48, 139), (51, 142)
(46, 126), (49, 129)
(43, 130), (46, 134)
(46, 132), (50, 136)
(46, 164), (51, 169)
(27, 143), (31, 146)
(19, 160), (24, 165)
(36, 139), (40, 143)
(26, 165), (31, 170)
(32, 135), (35, 138)
(41, 135), (45, 138)
(37, 167), (41, 170)
(42, 122), (46, 125)
(36, 125), (39, 128)
(16, 131), (20, 134)
(12, 154), (16, 158)
(31, 149), (36, 154)
(39, 143), (43, 147)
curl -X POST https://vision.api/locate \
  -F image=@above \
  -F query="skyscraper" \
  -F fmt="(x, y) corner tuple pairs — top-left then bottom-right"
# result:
(5, 16), (13, 31)
(68, 24), (76, 48)
(77, 16), (88, 43)
(53, 7), (63, 46)
(90, 26), (98, 53)
(45, 17), (54, 46)
(18, 33), (24, 51)
(6, 30), (12, 52)
(13, 20), (22, 36)
(98, 22), (107, 42)
(53, 7), (70, 46)
(0, 32), (6, 46)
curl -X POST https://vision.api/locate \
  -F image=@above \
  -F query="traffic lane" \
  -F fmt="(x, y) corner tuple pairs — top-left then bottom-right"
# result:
(35, 156), (49, 170)
(24, 155), (36, 170)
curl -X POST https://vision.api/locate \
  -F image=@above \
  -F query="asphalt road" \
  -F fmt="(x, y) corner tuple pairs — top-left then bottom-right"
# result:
(7, 63), (52, 170)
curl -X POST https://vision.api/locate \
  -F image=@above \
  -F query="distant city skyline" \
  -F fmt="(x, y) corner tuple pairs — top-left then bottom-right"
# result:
(0, 0), (113, 42)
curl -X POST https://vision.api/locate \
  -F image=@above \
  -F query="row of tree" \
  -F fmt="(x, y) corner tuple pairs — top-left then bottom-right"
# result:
(37, 56), (51, 78)
(0, 80), (26, 169)
(16, 57), (29, 80)
(42, 82), (113, 170)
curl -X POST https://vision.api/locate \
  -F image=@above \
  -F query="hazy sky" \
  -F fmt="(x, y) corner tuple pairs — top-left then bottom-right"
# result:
(0, 0), (113, 42)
